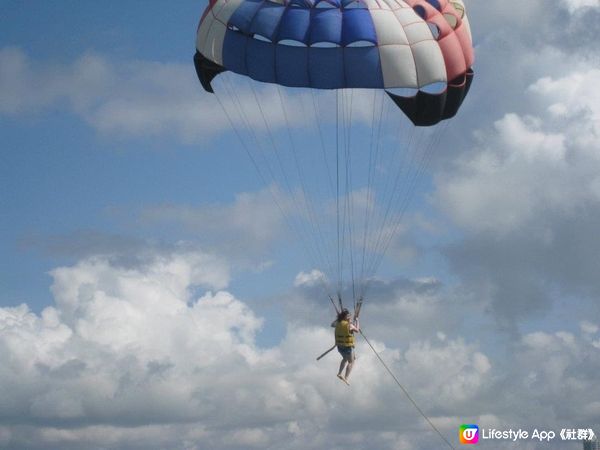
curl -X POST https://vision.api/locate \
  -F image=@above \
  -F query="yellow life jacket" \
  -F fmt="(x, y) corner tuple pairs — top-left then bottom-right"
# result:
(335, 320), (355, 347)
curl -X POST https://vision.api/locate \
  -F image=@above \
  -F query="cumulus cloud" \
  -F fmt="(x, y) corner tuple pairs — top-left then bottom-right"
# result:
(0, 253), (460, 449)
(0, 47), (110, 115)
(0, 252), (264, 447)
(432, 67), (600, 323)
(451, 0), (600, 151)
(0, 46), (222, 141)
(508, 331), (600, 424)
(2, 252), (599, 449)
(0, 47), (309, 143)
(436, 113), (573, 234)
(580, 321), (599, 335)
(294, 269), (327, 288)
(139, 186), (287, 261)
(560, 0), (600, 12)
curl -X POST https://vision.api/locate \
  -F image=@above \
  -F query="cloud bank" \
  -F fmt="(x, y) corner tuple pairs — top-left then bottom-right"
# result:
(1, 253), (598, 449)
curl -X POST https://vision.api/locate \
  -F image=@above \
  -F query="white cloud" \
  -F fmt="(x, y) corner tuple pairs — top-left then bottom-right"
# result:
(0, 47), (311, 143)
(435, 68), (600, 235)
(0, 47), (108, 115)
(294, 269), (327, 288)
(432, 62), (600, 322)
(514, 331), (598, 406)
(529, 69), (600, 152)
(560, 0), (600, 12)
(140, 186), (286, 254)
(402, 338), (491, 404)
(580, 321), (599, 335)
(0, 47), (220, 141)
(0, 253), (489, 450)
(2, 251), (600, 449)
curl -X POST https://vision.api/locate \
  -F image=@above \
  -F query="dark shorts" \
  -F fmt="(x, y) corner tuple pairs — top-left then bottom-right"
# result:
(337, 345), (354, 360)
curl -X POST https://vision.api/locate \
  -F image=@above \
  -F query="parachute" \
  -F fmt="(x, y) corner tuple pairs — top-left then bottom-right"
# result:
(194, 0), (474, 314)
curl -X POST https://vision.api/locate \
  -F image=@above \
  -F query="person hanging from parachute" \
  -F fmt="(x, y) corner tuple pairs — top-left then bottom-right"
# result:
(331, 308), (360, 385)
(193, 4), (477, 446)
(193, 0), (475, 389)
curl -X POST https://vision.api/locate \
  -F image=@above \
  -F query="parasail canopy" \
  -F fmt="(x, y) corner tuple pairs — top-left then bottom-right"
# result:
(195, 0), (474, 125)
(193, 0), (475, 310)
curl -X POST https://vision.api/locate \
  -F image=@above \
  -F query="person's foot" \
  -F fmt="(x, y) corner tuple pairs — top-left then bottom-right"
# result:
(337, 374), (350, 385)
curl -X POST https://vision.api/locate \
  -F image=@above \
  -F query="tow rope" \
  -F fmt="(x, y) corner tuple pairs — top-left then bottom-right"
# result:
(359, 329), (456, 450)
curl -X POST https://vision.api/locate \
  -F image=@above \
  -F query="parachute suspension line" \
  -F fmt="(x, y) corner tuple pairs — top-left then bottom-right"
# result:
(354, 295), (364, 319)
(213, 80), (307, 263)
(300, 90), (339, 293)
(343, 89), (358, 310)
(328, 294), (340, 314)
(308, 90), (338, 285)
(247, 81), (335, 295)
(298, 89), (339, 290)
(310, 89), (336, 199)
(359, 89), (375, 284)
(247, 81), (297, 200)
(336, 89), (357, 308)
(380, 120), (446, 264)
(217, 77), (297, 229)
(216, 76), (333, 297)
(358, 89), (388, 298)
(336, 90), (342, 298)
(213, 81), (266, 183)
(362, 96), (418, 285)
(339, 91), (347, 297)
(309, 91), (340, 299)
(275, 85), (334, 292)
(245, 81), (303, 217)
(364, 129), (422, 285)
(242, 82), (324, 277)
(367, 100), (414, 275)
(358, 89), (384, 296)
(362, 117), (418, 283)
(365, 119), (451, 292)
(360, 330), (456, 450)
(218, 76), (291, 201)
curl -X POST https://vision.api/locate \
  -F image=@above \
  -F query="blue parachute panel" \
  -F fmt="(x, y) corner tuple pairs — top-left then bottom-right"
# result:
(277, 8), (311, 43)
(276, 45), (310, 86)
(249, 3), (286, 41)
(309, 47), (344, 88)
(342, 9), (377, 46)
(310, 9), (342, 45)
(246, 38), (276, 82)
(344, 46), (383, 88)
(228, 0), (262, 34)
(223, 30), (249, 75)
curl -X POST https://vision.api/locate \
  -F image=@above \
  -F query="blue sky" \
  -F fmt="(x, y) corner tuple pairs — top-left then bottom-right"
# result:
(2, 1), (600, 449)
(2, 0), (267, 307)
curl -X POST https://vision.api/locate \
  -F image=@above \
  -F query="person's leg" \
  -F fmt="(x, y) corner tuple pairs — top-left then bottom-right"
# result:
(338, 357), (347, 377)
(344, 350), (355, 380)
